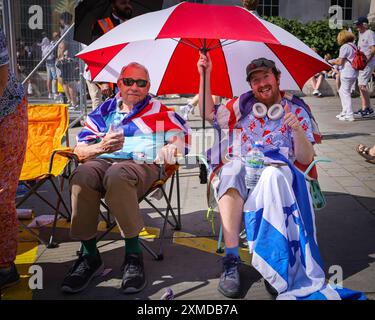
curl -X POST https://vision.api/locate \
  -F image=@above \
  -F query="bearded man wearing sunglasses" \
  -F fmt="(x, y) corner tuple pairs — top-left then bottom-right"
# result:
(196, 53), (331, 300)
(60, 62), (190, 295)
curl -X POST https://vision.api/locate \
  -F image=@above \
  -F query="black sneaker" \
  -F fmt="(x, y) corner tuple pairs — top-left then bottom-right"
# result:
(363, 107), (374, 117)
(121, 252), (146, 294)
(218, 254), (241, 298)
(61, 253), (104, 294)
(0, 263), (20, 290)
(354, 107), (374, 118)
(264, 279), (278, 297)
(354, 108), (364, 118)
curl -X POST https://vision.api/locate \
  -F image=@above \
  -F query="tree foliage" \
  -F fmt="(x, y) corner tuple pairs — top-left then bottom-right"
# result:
(264, 16), (342, 58)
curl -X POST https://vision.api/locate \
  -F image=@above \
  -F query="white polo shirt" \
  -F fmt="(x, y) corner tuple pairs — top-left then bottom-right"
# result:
(358, 29), (375, 66)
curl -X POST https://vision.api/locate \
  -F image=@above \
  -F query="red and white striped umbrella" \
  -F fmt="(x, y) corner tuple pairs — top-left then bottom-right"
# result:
(77, 2), (330, 98)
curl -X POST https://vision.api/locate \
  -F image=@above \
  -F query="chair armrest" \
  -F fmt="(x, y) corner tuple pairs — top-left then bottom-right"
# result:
(48, 147), (79, 174)
(303, 157), (332, 178)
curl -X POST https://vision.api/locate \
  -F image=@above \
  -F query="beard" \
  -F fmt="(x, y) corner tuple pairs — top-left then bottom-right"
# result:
(118, 7), (133, 20)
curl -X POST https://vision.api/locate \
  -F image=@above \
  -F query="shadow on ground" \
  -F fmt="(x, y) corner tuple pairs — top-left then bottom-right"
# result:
(18, 181), (375, 299)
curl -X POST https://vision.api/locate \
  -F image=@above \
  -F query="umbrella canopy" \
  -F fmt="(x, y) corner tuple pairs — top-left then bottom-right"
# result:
(77, 2), (330, 97)
(74, 0), (164, 45)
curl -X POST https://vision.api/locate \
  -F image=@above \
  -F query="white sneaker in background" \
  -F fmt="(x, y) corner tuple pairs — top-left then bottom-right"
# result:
(48, 93), (53, 99)
(312, 89), (319, 96)
(68, 103), (80, 111)
(27, 83), (33, 95)
(336, 112), (345, 119)
(183, 109), (189, 121)
(190, 104), (195, 115)
(182, 103), (194, 120)
(339, 114), (355, 121)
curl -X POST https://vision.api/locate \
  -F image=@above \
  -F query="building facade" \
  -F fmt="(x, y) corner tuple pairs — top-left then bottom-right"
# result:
(163, 0), (371, 23)
(1, 0), (373, 93)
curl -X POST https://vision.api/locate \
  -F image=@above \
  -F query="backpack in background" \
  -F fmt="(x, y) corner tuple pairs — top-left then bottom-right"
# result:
(349, 43), (367, 70)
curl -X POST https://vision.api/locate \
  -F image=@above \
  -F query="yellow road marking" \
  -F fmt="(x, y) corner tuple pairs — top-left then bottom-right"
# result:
(1, 242), (38, 300)
(173, 231), (252, 266)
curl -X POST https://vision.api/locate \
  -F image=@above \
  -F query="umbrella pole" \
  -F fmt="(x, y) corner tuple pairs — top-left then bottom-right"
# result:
(199, 42), (208, 184)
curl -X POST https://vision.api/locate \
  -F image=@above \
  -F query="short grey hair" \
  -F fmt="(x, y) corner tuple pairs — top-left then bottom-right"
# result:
(118, 62), (150, 81)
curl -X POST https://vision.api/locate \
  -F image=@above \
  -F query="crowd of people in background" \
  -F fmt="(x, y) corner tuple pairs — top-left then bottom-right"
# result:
(15, 11), (81, 110)
(13, 12), (375, 127)
(309, 16), (375, 122)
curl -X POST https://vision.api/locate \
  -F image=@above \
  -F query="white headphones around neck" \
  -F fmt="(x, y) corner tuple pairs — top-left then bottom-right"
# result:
(252, 102), (284, 121)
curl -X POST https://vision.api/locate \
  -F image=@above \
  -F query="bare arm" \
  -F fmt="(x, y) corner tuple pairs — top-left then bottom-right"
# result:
(197, 52), (215, 123)
(331, 58), (345, 66)
(368, 45), (375, 62)
(284, 103), (314, 165)
(0, 63), (8, 97)
(154, 134), (186, 165)
(292, 128), (315, 165)
(73, 131), (124, 162)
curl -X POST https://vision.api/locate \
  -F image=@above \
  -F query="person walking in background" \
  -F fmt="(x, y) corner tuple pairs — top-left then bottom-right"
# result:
(81, 43), (102, 110)
(353, 17), (375, 118)
(331, 30), (358, 122)
(91, 0), (133, 99)
(38, 32), (57, 100)
(16, 41), (35, 96)
(356, 143), (375, 164)
(0, 28), (28, 290)
(180, 94), (221, 120)
(309, 49), (324, 97)
(56, 12), (79, 110)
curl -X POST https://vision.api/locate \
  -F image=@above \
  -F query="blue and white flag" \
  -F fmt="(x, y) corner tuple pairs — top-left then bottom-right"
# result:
(243, 149), (367, 300)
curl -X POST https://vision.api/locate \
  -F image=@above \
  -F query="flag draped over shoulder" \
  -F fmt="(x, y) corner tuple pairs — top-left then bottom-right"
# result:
(77, 94), (191, 155)
(243, 149), (367, 300)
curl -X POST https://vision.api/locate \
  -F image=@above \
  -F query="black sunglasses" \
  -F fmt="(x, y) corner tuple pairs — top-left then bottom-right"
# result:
(122, 78), (148, 88)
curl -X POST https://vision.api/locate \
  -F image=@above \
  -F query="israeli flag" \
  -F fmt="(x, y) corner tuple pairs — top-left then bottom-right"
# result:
(243, 150), (367, 300)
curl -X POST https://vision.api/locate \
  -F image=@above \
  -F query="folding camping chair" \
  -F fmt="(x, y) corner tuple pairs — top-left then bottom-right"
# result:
(81, 163), (181, 261)
(16, 104), (77, 248)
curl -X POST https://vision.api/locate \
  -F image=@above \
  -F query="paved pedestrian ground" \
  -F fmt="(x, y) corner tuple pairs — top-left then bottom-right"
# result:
(2, 95), (375, 300)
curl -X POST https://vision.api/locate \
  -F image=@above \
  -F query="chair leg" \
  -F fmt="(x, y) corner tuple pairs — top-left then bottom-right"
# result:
(59, 175), (71, 222)
(143, 198), (177, 229)
(157, 186), (178, 257)
(16, 179), (46, 208)
(96, 221), (163, 261)
(16, 179), (65, 247)
(175, 170), (181, 229)
(17, 180), (68, 218)
(140, 239), (163, 261)
(47, 203), (60, 249)
(166, 175), (180, 230)
(46, 177), (72, 248)
(18, 219), (48, 247)
(216, 225), (224, 254)
(47, 178), (61, 248)
(49, 177), (71, 220)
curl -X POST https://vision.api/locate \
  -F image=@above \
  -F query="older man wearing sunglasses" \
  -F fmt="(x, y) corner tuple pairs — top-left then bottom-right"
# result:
(196, 53), (334, 300)
(61, 62), (190, 295)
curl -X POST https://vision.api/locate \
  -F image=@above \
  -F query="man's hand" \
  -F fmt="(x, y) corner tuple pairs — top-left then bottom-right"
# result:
(283, 103), (302, 132)
(197, 52), (212, 76)
(100, 83), (113, 97)
(154, 144), (178, 165)
(99, 129), (124, 153)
